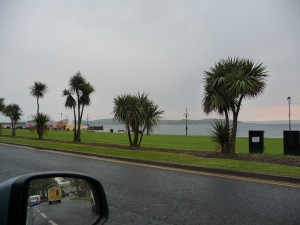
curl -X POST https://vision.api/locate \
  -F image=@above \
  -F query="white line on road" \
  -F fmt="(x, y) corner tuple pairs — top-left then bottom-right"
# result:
(40, 213), (47, 219)
(49, 220), (58, 225)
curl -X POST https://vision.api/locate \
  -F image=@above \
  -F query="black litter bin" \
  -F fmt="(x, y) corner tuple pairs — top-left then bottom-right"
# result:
(110, 129), (114, 133)
(249, 130), (264, 154)
(283, 131), (300, 156)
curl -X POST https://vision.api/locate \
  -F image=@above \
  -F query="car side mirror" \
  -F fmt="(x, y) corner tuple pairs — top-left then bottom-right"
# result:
(0, 172), (109, 225)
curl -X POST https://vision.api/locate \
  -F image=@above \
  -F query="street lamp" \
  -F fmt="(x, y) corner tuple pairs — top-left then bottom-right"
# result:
(287, 96), (291, 130)
(183, 108), (189, 136)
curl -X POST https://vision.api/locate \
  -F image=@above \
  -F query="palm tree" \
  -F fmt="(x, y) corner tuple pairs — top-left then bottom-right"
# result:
(203, 57), (268, 153)
(229, 58), (268, 151)
(3, 104), (23, 136)
(62, 89), (77, 141)
(113, 94), (140, 146)
(29, 82), (48, 115)
(203, 59), (237, 152)
(77, 82), (95, 141)
(63, 72), (95, 142)
(32, 113), (51, 139)
(113, 93), (164, 147)
(138, 97), (164, 146)
(29, 82), (48, 139)
(210, 120), (232, 153)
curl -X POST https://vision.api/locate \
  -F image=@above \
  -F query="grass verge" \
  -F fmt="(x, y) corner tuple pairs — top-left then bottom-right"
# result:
(1, 129), (284, 155)
(1, 135), (299, 178)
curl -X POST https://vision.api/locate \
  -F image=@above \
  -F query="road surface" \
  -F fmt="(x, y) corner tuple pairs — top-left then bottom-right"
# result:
(27, 198), (95, 225)
(1, 143), (300, 225)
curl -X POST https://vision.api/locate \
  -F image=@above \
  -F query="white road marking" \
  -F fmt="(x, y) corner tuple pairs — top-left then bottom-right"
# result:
(49, 220), (58, 225)
(40, 213), (47, 219)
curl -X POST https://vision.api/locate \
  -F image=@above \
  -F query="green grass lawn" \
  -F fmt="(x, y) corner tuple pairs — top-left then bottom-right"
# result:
(1, 135), (299, 178)
(0, 129), (284, 155)
(1, 129), (299, 178)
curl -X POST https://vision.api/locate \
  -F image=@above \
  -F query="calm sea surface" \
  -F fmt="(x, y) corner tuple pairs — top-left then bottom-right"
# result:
(96, 123), (300, 138)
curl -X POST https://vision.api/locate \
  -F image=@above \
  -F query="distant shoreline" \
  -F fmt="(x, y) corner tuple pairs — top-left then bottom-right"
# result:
(76, 118), (300, 126)
(88, 123), (300, 138)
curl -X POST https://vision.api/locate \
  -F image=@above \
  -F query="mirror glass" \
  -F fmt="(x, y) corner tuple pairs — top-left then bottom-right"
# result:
(26, 177), (97, 225)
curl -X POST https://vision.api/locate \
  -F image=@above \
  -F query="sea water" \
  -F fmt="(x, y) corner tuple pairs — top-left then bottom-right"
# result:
(95, 123), (300, 138)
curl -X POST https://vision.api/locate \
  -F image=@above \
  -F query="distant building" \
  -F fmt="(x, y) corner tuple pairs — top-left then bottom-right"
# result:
(65, 124), (87, 131)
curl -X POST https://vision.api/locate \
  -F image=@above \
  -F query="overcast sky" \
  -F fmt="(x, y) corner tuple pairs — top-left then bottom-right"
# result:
(0, 0), (299, 122)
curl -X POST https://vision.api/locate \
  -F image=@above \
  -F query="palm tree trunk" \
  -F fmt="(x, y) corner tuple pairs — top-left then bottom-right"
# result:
(138, 126), (146, 146)
(37, 97), (40, 115)
(73, 106), (77, 142)
(224, 110), (229, 131)
(77, 105), (85, 142)
(75, 101), (81, 142)
(132, 124), (139, 146)
(126, 124), (133, 146)
(133, 131), (139, 146)
(36, 97), (41, 138)
(230, 112), (238, 153)
(11, 119), (15, 136)
(224, 110), (231, 153)
(229, 96), (243, 153)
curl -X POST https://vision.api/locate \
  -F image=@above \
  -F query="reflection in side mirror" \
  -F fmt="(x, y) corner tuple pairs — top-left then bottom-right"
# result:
(27, 177), (99, 225)
(0, 172), (108, 225)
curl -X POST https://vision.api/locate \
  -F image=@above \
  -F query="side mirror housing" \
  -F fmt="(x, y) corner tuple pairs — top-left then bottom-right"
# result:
(0, 172), (109, 225)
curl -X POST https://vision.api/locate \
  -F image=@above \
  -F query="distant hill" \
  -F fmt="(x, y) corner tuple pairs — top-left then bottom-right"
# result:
(243, 120), (300, 124)
(161, 119), (225, 125)
(82, 118), (225, 125)
(45, 118), (300, 126)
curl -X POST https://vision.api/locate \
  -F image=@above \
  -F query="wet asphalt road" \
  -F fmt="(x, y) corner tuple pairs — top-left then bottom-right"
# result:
(1, 143), (300, 225)
(29, 199), (95, 225)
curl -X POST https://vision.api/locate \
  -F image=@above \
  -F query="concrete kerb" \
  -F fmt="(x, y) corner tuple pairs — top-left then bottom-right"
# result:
(1, 141), (300, 184)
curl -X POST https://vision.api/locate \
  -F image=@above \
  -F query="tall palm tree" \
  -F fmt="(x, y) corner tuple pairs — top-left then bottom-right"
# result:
(63, 72), (95, 142)
(29, 82), (48, 115)
(29, 81), (48, 139)
(203, 57), (268, 153)
(78, 82), (95, 141)
(62, 89), (77, 141)
(224, 58), (268, 151)
(3, 104), (22, 136)
(203, 59), (237, 152)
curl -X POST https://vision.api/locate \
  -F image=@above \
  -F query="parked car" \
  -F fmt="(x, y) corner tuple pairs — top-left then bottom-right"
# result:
(28, 195), (39, 207)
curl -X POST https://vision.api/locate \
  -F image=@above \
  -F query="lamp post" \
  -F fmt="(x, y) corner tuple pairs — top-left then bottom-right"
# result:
(183, 108), (189, 136)
(287, 96), (291, 130)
